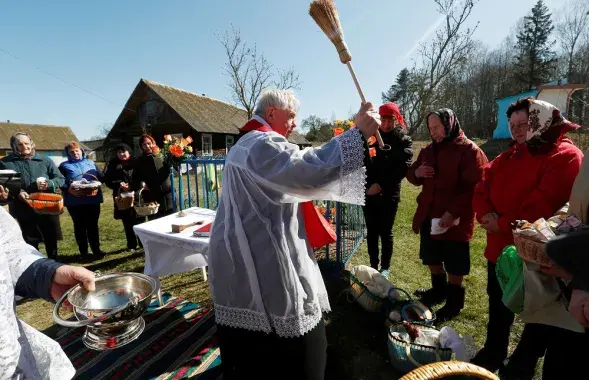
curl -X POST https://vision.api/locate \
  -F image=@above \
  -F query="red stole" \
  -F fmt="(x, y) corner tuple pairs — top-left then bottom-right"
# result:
(240, 118), (337, 249)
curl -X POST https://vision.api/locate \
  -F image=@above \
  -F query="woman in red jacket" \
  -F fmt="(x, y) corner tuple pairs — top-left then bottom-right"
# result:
(407, 109), (488, 322)
(471, 97), (583, 374)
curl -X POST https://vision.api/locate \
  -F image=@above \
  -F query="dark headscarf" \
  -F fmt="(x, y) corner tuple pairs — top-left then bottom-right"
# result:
(115, 143), (133, 155)
(426, 108), (461, 143)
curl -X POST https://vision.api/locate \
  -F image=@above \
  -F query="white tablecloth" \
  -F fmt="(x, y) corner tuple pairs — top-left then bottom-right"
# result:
(133, 207), (216, 278)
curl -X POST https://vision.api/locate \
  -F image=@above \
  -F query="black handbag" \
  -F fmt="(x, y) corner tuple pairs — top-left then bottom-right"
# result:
(0, 170), (22, 200)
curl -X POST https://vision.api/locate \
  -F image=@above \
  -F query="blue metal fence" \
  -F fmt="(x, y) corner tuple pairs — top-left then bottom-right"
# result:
(170, 157), (365, 273)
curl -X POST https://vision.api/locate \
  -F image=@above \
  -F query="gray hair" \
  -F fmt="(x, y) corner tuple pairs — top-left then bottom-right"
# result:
(254, 89), (300, 117)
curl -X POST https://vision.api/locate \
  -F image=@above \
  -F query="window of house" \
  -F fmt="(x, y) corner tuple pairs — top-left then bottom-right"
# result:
(225, 135), (235, 153)
(202, 134), (213, 156)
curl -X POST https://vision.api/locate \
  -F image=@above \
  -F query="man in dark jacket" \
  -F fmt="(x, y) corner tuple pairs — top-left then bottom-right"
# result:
(362, 102), (413, 276)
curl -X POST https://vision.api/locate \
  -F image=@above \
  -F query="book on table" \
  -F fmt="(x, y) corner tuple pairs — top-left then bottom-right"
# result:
(193, 222), (212, 237)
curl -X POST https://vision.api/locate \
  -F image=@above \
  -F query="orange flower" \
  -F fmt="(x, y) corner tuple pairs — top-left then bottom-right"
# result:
(334, 127), (344, 136)
(181, 138), (188, 146)
(185, 136), (193, 144)
(169, 144), (183, 158)
(369, 147), (376, 157)
(152, 146), (161, 155)
(367, 136), (376, 146)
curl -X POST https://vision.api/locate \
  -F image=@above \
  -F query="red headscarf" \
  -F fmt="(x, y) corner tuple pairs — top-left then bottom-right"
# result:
(379, 102), (406, 129)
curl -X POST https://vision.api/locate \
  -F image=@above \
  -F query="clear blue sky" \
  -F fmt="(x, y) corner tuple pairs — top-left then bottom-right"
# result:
(0, 0), (567, 140)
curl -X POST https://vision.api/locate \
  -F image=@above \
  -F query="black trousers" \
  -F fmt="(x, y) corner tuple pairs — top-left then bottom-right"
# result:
(67, 204), (101, 255)
(120, 211), (139, 249)
(362, 196), (399, 270)
(217, 319), (327, 380)
(18, 214), (59, 259)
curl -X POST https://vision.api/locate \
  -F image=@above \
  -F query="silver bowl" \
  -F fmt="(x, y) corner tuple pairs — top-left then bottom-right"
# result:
(53, 272), (158, 350)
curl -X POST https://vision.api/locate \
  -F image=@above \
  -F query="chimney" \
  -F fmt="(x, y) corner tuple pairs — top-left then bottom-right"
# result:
(202, 94), (206, 97)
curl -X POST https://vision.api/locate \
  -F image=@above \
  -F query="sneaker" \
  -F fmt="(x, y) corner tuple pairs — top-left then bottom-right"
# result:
(379, 268), (390, 278)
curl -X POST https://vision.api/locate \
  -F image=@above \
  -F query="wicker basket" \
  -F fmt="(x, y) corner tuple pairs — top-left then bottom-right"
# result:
(72, 173), (101, 197)
(115, 189), (134, 211)
(26, 192), (64, 216)
(513, 233), (552, 267)
(388, 323), (453, 374)
(399, 361), (499, 380)
(134, 188), (159, 217)
(348, 271), (387, 312)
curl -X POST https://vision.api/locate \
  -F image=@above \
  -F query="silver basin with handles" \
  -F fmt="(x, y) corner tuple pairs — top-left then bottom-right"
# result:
(53, 272), (158, 350)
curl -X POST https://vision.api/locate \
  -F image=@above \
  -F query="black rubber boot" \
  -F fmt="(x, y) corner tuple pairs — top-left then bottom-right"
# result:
(435, 284), (465, 323)
(414, 273), (447, 307)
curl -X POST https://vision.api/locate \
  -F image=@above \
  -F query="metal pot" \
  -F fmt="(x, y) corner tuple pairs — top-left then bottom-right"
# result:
(53, 272), (158, 350)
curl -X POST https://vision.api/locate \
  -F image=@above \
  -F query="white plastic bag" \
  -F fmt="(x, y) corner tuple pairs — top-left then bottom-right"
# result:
(350, 265), (393, 298)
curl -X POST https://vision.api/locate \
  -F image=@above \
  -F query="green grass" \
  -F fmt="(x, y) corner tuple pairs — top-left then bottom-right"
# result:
(15, 153), (542, 379)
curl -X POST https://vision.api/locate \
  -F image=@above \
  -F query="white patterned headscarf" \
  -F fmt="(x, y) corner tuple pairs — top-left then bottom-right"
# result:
(526, 99), (565, 141)
(10, 132), (36, 159)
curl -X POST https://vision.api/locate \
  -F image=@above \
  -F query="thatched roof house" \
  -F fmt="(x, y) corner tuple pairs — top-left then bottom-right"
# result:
(102, 79), (310, 159)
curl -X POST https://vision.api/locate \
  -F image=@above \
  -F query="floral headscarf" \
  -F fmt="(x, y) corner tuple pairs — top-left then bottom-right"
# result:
(10, 132), (36, 160)
(426, 108), (461, 143)
(509, 98), (580, 153)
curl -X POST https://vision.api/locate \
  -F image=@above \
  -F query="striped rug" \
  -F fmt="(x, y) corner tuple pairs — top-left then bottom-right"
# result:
(44, 293), (222, 380)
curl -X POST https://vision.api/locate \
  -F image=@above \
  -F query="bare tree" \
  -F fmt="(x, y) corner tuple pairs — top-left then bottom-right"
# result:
(556, 0), (589, 81)
(406, 0), (479, 135)
(89, 122), (113, 141)
(218, 26), (301, 117)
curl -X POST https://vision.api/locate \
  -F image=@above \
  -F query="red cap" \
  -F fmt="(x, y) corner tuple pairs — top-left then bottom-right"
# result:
(379, 102), (406, 129)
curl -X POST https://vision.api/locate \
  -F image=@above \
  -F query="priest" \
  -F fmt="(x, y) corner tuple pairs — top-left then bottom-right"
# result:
(207, 89), (380, 380)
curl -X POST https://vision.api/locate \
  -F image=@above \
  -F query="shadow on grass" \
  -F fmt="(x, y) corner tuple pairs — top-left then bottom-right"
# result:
(324, 271), (401, 380)
(81, 253), (145, 272)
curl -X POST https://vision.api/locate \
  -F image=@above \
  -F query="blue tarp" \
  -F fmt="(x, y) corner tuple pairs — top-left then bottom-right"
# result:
(493, 90), (538, 139)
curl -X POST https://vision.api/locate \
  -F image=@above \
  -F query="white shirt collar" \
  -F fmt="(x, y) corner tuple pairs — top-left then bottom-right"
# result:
(251, 115), (272, 129)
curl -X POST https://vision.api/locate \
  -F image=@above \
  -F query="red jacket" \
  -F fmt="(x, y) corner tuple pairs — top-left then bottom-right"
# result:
(472, 137), (584, 263)
(407, 132), (488, 242)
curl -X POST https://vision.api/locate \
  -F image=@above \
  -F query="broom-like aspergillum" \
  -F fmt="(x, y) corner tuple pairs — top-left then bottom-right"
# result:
(309, 0), (390, 151)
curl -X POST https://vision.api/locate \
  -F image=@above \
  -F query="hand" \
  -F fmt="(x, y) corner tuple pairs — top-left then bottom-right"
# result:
(481, 213), (501, 233)
(569, 289), (589, 328)
(0, 185), (8, 200)
(366, 183), (382, 196)
(18, 191), (30, 201)
(38, 181), (49, 191)
(438, 212), (456, 229)
(539, 263), (573, 280)
(481, 212), (499, 224)
(355, 102), (381, 141)
(51, 265), (96, 303)
(120, 182), (129, 192)
(415, 164), (435, 179)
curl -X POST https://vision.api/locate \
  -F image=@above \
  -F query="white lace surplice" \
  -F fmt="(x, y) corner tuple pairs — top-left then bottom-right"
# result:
(207, 128), (366, 338)
(0, 207), (76, 380)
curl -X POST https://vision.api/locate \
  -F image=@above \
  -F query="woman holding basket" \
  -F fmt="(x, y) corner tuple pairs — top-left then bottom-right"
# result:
(59, 141), (105, 259)
(104, 143), (140, 251)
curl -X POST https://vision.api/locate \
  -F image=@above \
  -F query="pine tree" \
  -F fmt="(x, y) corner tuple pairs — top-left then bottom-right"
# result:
(514, 0), (557, 90)
(381, 68), (411, 113)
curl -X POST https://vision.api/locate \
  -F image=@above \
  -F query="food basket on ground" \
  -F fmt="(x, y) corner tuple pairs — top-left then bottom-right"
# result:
(134, 188), (159, 217)
(386, 288), (436, 327)
(348, 265), (392, 312)
(26, 192), (64, 216)
(71, 173), (102, 197)
(512, 204), (588, 267)
(399, 361), (499, 380)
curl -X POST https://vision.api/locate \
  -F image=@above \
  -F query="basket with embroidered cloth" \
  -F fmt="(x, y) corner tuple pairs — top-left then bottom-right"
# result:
(71, 173), (102, 197)
(512, 203), (588, 267)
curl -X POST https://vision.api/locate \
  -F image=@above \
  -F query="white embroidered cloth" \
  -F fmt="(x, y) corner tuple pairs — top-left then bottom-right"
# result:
(0, 207), (76, 379)
(133, 207), (215, 278)
(208, 127), (366, 338)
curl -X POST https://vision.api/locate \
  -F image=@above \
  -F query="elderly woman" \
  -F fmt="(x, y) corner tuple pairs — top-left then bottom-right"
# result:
(132, 135), (174, 220)
(209, 89), (379, 380)
(59, 141), (105, 259)
(406, 109), (488, 322)
(0, 133), (65, 258)
(104, 143), (140, 251)
(0, 204), (95, 379)
(471, 98), (583, 375)
(363, 102), (413, 276)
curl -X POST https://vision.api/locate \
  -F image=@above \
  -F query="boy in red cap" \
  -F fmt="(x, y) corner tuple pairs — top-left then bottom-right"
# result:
(362, 102), (413, 276)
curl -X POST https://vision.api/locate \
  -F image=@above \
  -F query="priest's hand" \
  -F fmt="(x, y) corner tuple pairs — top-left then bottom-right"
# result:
(51, 265), (96, 304)
(356, 102), (380, 141)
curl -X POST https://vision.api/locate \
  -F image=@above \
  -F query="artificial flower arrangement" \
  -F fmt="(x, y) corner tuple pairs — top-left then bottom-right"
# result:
(160, 134), (194, 167)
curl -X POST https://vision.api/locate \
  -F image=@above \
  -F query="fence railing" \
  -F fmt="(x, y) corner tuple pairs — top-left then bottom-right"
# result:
(170, 156), (365, 273)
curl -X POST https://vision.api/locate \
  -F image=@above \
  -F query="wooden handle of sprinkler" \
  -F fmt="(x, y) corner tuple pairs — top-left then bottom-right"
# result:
(346, 61), (385, 149)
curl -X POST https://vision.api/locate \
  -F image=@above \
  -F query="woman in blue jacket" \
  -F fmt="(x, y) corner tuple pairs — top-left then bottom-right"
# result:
(59, 141), (105, 259)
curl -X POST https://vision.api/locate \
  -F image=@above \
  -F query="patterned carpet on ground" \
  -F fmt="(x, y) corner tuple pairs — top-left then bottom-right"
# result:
(43, 293), (222, 380)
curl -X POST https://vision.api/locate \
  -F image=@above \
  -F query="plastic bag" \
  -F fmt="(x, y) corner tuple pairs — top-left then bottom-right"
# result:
(350, 265), (393, 298)
(496, 245), (525, 314)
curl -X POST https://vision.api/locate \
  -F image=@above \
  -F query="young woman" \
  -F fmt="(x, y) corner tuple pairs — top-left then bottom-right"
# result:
(406, 108), (488, 322)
